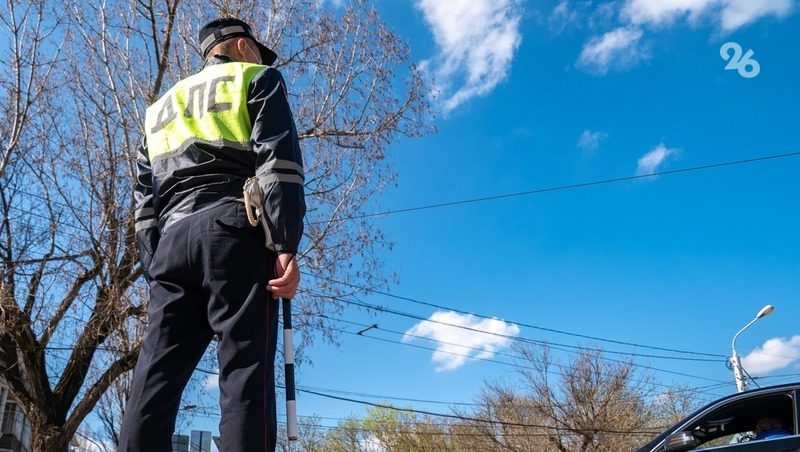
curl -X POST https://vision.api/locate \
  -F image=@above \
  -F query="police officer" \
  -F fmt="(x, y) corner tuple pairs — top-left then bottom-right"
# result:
(119, 17), (305, 452)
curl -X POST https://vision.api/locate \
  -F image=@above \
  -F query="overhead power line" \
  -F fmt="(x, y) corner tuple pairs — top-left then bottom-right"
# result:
(299, 388), (666, 435)
(302, 311), (729, 389)
(191, 364), (736, 415)
(314, 309), (722, 363)
(176, 410), (663, 439)
(302, 273), (728, 359)
(6, 150), (798, 231)
(311, 150), (800, 224)
(297, 385), (480, 407)
(290, 382), (739, 422)
(308, 311), (728, 388)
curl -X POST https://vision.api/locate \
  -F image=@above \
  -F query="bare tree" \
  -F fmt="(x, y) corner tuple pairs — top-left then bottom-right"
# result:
(0, 0), (63, 179)
(0, 0), (141, 449)
(269, 347), (698, 452)
(320, 406), (455, 452)
(454, 346), (695, 452)
(276, 415), (329, 452)
(0, 0), (430, 449)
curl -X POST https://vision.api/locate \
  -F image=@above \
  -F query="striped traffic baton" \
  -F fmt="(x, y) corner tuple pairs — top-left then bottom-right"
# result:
(282, 297), (298, 441)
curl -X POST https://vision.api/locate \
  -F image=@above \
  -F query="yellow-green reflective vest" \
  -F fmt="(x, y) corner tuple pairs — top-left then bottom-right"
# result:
(144, 62), (266, 161)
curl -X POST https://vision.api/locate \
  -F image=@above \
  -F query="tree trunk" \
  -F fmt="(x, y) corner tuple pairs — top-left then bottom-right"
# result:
(29, 423), (70, 452)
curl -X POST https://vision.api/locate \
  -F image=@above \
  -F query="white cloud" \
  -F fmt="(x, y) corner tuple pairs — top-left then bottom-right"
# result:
(549, 0), (583, 33)
(574, 0), (794, 74)
(622, 0), (717, 26)
(416, 0), (523, 112)
(203, 372), (219, 391)
(577, 27), (647, 75)
(719, 0), (794, 30)
(635, 142), (679, 175)
(741, 335), (800, 375)
(549, 0), (615, 33)
(577, 129), (608, 152)
(622, 0), (795, 31)
(551, 1), (576, 24)
(403, 311), (520, 372)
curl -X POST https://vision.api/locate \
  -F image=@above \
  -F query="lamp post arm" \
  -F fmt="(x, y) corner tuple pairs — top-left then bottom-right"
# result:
(731, 316), (759, 357)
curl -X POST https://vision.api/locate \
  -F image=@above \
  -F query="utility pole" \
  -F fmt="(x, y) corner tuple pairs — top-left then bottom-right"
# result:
(731, 305), (774, 392)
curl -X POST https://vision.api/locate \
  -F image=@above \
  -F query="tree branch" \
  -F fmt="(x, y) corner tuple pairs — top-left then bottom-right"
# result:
(40, 257), (101, 348)
(64, 342), (140, 435)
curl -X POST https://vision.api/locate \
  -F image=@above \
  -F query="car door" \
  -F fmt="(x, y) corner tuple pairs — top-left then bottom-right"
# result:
(690, 435), (800, 451)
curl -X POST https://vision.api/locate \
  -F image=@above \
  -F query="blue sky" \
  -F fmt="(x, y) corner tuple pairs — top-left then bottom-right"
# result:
(179, 0), (800, 443)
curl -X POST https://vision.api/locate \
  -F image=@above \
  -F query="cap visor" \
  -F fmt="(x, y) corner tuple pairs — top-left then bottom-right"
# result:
(256, 42), (277, 65)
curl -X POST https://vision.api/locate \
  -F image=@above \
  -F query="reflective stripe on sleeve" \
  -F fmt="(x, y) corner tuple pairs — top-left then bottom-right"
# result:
(135, 218), (158, 232)
(260, 173), (305, 185)
(135, 207), (155, 220)
(264, 159), (303, 174)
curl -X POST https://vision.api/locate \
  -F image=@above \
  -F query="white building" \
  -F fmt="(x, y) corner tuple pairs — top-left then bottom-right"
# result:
(172, 430), (214, 452)
(2, 379), (215, 451)
(0, 384), (32, 452)
(0, 381), (91, 452)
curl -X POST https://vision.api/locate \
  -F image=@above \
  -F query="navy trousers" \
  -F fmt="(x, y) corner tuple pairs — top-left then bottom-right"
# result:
(119, 201), (278, 451)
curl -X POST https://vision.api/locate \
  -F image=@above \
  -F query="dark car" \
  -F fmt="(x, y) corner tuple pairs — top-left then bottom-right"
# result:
(637, 382), (800, 451)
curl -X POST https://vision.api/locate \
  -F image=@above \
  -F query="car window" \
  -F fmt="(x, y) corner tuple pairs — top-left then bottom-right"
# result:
(682, 392), (794, 449)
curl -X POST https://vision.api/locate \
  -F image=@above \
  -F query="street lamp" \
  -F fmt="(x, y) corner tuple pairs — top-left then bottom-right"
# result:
(731, 304), (775, 393)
